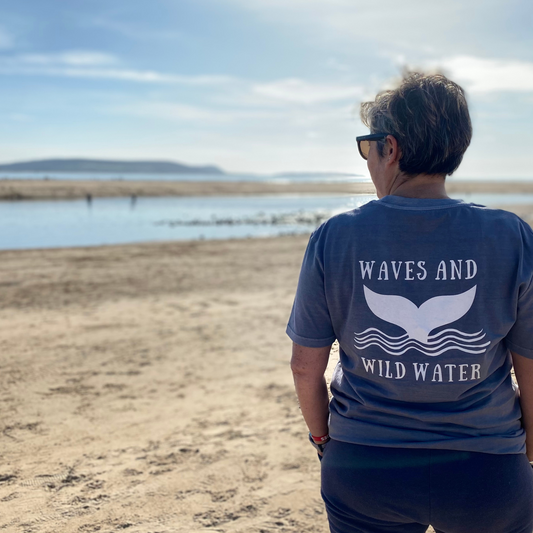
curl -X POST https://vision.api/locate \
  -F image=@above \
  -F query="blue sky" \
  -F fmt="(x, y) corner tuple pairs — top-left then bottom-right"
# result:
(0, 0), (532, 177)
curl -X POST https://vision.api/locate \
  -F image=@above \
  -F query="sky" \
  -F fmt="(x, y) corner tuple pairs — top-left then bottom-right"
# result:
(0, 0), (532, 177)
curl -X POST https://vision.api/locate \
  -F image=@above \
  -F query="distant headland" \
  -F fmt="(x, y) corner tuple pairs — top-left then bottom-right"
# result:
(0, 159), (225, 174)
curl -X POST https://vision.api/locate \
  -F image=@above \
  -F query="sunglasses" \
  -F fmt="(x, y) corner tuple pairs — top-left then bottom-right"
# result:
(356, 133), (390, 160)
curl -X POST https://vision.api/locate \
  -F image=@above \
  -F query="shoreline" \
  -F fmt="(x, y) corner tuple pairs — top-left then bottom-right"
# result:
(1, 178), (533, 200)
(0, 179), (375, 200)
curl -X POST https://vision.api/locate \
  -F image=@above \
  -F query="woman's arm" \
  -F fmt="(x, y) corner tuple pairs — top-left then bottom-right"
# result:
(511, 350), (533, 460)
(290, 342), (332, 439)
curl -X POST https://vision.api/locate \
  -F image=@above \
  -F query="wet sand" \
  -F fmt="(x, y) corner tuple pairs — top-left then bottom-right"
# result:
(1, 177), (532, 200)
(0, 179), (375, 200)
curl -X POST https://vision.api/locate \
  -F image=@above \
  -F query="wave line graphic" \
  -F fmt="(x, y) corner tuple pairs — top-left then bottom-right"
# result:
(354, 336), (490, 352)
(354, 327), (490, 357)
(352, 327), (409, 341)
(353, 341), (489, 357)
(354, 332), (487, 347)
(429, 328), (484, 340)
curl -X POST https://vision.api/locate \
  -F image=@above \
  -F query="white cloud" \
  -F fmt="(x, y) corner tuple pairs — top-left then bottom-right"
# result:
(48, 68), (233, 85)
(107, 98), (355, 126)
(252, 78), (362, 104)
(379, 54), (533, 94)
(20, 51), (118, 67)
(0, 54), (235, 85)
(439, 56), (533, 94)
(109, 101), (282, 123)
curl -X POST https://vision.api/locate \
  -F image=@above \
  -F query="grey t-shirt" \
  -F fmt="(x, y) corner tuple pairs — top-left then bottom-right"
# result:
(287, 195), (533, 454)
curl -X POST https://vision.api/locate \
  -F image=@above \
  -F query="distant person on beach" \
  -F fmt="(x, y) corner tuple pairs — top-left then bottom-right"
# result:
(287, 72), (533, 533)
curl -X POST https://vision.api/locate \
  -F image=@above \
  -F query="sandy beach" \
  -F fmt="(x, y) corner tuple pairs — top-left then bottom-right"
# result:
(1, 178), (533, 200)
(0, 234), (343, 533)
(1, 182), (532, 532)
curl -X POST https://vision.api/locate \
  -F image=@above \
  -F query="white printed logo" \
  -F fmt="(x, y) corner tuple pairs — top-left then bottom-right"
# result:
(354, 285), (490, 356)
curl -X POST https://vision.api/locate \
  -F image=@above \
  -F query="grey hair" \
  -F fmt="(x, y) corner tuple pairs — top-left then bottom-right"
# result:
(360, 72), (472, 176)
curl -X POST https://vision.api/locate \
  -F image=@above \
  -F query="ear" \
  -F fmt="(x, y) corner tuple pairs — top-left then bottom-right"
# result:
(384, 135), (401, 166)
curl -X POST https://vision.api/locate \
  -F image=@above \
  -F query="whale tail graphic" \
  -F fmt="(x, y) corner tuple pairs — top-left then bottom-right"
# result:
(363, 285), (477, 343)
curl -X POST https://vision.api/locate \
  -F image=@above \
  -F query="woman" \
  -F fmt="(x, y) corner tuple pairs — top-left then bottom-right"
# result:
(287, 73), (533, 533)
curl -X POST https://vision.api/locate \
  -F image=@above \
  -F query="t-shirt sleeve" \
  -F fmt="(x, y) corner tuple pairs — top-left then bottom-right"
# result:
(506, 220), (533, 358)
(286, 228), (336, 347)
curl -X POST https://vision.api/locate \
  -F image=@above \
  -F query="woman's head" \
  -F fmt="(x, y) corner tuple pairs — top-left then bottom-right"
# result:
(360, 72), (472, 177)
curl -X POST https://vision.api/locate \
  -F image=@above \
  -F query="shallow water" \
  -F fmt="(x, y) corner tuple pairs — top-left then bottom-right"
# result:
(0, 194), (373, 250)
(1, 193), (531, 251)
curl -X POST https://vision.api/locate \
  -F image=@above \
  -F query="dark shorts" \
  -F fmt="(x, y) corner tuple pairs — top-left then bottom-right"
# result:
(320, 440), (533, 533)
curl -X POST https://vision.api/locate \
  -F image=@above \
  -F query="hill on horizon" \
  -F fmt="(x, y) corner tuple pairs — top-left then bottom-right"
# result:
(0, 158), (225, 174)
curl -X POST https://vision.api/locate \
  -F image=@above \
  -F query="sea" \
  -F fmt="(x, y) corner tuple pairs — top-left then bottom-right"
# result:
(1, 172), (532, 250)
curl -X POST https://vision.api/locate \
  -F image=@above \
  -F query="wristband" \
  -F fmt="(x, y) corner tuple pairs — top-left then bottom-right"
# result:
(311, 433), (330, 444)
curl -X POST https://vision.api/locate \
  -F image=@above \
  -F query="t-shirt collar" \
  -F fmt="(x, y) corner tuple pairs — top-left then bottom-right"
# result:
(378, 195), (465, 210)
